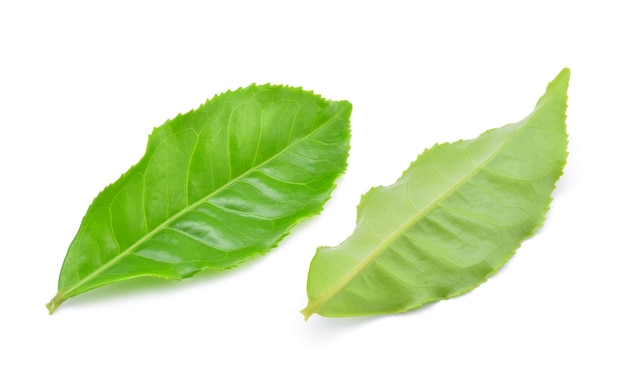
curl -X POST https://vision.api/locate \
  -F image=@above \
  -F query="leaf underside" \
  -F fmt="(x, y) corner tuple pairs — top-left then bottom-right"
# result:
(302, 69), (569, 319)
(48, 84), (351, 313)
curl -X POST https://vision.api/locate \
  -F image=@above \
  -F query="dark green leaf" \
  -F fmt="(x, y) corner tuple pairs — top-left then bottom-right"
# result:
(48, 84), (351, 313)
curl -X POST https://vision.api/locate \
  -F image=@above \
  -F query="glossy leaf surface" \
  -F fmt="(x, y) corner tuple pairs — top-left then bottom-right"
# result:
(302, 69), (569, 318)
(48, 85), (351, 313)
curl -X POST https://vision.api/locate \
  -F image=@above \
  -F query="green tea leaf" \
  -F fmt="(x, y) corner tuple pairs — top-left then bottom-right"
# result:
(48, 85), (351, 314)
(302, 69), (569, 319)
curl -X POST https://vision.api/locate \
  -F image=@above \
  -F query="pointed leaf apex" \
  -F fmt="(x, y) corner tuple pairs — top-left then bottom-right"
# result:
(548, 68), (570, 93)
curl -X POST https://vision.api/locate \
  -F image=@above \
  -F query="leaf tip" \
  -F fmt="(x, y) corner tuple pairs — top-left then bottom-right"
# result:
(547, 67), (571, 94)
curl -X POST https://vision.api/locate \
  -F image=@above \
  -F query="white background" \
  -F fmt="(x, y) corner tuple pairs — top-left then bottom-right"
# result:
(1, 1), (624, 388)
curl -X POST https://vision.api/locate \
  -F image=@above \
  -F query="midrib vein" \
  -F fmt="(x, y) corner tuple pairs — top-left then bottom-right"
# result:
(61, 104), (349, 298)
(305, 126), (525, 316)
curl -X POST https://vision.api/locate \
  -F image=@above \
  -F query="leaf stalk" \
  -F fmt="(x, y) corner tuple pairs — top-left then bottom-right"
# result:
(46, 293), (67, 315)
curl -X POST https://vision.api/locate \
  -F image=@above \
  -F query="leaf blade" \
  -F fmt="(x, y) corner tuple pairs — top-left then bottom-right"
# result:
(302, 69), (569, 318)
(48, 85), (351, 313)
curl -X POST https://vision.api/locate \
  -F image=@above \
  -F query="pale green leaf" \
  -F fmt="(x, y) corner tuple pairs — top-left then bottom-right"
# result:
(48, 84), (351, 313)
(302, 69), (569, 319)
